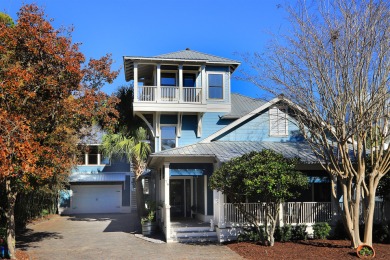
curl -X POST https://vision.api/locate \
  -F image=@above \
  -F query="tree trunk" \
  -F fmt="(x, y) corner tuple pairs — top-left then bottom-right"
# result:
(363, 192), (377, 246)
(135, 176), (145, 218)
(352, 181), (363, 248)
(5, 178), (17, 260)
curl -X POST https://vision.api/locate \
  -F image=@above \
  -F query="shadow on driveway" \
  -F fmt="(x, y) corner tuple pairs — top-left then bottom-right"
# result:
(17, 229), (63, 250)
(65, 213), (141, 233)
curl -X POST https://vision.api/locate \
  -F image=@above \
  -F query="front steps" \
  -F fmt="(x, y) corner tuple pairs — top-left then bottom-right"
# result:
(171, 226), (218, 243)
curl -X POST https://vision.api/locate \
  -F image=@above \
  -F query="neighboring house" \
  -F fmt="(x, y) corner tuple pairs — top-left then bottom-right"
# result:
(123, 49), (346, 243)
(60, 126), (136, 214)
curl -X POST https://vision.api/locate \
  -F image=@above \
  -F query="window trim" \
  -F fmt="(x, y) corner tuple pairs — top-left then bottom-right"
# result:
(77, 145), (111, 166)
(207, 72), (224, 100)
(160, 124), (177, 151)
(269, 106), (288, 137)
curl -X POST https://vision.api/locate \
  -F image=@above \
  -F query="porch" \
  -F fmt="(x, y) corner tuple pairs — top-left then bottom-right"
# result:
(153, 162), (215, 242)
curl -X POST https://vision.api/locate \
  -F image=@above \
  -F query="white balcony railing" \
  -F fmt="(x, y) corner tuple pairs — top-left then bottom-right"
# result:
(137, 86), (202, 103)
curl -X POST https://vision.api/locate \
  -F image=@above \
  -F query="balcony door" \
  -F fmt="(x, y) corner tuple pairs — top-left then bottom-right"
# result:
(183, 73), (197, 102)
(161, 73), (177, 101)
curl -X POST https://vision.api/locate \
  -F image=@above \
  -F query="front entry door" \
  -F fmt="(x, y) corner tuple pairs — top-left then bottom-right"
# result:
(170, 179), (192, 218)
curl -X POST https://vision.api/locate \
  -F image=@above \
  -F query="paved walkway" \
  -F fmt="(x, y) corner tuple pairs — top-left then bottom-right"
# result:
(17, 213), (242, 260)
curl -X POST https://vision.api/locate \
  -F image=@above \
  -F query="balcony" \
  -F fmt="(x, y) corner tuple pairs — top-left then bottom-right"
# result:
(136, 86), (203, 103)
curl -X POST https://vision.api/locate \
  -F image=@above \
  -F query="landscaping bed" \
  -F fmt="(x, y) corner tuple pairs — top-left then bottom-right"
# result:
(227, 240), (390, 259)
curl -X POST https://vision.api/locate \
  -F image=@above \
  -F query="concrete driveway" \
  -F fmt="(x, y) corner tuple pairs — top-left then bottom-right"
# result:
(16, 213), (242, 260)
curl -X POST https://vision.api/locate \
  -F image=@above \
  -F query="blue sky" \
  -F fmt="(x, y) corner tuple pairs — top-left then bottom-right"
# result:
(1, 0), (291, 98)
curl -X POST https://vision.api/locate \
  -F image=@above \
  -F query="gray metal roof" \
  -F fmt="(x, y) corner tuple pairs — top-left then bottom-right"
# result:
(150, 141), (319, 164)
(123, 49), (240, 82)
(223, 94), (267, 119)
(155, 49), (240, 64)
(69, 172), (127, 182)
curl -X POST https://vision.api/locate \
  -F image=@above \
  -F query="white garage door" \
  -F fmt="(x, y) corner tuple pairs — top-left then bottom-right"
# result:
(71, 185), (122, 214)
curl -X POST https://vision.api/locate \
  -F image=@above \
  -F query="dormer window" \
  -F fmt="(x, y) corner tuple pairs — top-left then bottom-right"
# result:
(78, 145), (109, 165)
(208, 73), (224, 99)
(269, 106), (288, 136)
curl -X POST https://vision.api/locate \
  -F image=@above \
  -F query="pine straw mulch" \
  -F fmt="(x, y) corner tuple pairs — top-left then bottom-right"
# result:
(227, 239), (390, 259)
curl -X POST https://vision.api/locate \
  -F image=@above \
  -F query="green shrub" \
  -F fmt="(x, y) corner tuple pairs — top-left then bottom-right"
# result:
(237, 226), (264, 242)
(41, 209), (49, 217)
(275, 224), (292, 242)
(292, 224), (308, 240)
(313, 222), (331, 239)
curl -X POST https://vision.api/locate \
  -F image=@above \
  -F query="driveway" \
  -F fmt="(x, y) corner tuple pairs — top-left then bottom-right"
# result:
(17, 213), (242, 259)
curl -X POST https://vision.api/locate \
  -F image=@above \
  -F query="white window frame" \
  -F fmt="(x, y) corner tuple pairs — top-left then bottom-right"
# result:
(160, 124), (177, 151)
(77, 145), (111, 166)
(207, 72), (224, 100)
(269, 106), (288, 136)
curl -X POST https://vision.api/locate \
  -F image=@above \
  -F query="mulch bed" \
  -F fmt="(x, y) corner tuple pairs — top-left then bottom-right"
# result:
(227, 239), (390, 259)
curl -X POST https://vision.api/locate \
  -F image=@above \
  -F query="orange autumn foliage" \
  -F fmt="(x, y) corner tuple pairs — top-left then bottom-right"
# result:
(0, 4), (119, 257)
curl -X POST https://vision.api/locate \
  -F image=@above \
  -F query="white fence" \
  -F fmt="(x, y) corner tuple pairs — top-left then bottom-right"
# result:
(223, 201), (389, 227)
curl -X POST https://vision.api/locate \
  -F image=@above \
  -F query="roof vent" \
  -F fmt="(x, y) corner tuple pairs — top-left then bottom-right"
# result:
(185, 48), (190, 50)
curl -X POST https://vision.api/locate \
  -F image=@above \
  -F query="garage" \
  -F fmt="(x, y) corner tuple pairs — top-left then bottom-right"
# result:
(71, 185), (122, 214)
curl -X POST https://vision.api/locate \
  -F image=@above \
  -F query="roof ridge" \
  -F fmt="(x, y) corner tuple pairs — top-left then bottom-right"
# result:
(155, 49), (240, 63)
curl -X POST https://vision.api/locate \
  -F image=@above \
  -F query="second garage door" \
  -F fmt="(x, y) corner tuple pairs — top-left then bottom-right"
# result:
(71, 185), (122, 214)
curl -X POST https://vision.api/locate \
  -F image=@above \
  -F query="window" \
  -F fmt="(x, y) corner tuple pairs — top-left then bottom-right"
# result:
(77, 145), (109, 165)
(208, 74), (223, 99)
(269, 106), (288, 136)
(161, 126), (176, 150)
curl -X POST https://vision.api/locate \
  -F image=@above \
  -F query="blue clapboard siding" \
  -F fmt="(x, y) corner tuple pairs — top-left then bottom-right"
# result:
(217, 109), (303, 142)
(73, 158), (130, 174)
(179, 115), (198, 146)
(199, 112), (234, 141)
(178, 113), (234, 146)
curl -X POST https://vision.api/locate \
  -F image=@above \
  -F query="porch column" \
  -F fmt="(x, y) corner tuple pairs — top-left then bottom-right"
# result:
(156, 64), (161, 102)
(163, 162), (172, 241)
(178, 64), (183, 102)
(278, 203), (284, 227)
(218, 191), (226, 228)
(201, 65), (206, 104)
(134, 62), (138, 102)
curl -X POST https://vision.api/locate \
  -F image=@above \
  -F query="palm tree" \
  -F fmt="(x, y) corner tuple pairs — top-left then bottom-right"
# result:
(100, 127), (150, 218)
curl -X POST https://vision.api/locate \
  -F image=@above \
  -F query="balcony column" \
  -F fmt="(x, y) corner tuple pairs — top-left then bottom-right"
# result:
(156, 64), (161, 102)
(163, 162), (172, 241)
(201, 65), (206, 104)
(133, 62), (138, 102)
(178, 64), (183, 102)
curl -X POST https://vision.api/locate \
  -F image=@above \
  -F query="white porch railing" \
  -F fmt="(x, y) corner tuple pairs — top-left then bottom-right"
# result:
(222, 201), (390, 227)
(223, 202), (332, 226)
(137, 86), (202, 103)
(339, 201), (387, 223)
(284, 202), (332, 224)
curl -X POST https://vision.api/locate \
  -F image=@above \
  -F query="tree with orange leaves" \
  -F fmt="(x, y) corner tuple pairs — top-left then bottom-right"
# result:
(0, 5), (119, 258)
